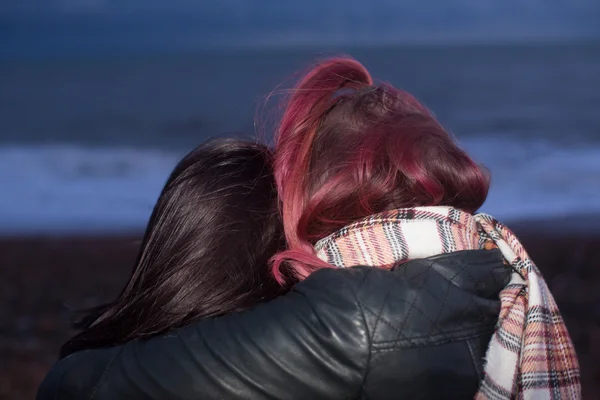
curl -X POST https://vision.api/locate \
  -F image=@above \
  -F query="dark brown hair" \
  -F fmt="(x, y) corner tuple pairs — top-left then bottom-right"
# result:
(61, 138), (292, 358)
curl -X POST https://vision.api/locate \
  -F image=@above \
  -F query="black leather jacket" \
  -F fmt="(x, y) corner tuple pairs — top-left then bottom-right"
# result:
(37, 249), (510, 400)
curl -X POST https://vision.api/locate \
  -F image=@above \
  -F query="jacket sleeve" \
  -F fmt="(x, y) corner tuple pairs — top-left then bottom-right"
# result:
(37, 268), (371, 400)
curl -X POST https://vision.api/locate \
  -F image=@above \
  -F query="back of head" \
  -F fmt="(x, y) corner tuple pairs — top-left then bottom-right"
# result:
(61, 138), (290, 357)
(272, 57), (490, 282)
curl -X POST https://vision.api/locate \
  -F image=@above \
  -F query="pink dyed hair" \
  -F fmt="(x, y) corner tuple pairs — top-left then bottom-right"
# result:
(271, 56), (490, 283)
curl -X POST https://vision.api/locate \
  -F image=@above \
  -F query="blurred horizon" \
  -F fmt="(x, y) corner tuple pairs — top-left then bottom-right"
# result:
(1, 1), (600, 234)
(2, 0), (600, 59)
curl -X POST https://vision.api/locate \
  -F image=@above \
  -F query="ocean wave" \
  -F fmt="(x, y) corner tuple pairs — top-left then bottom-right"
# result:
(0, 140), (599, 234)
(0, 145), (181, 234)
(462, 137), (600, 220)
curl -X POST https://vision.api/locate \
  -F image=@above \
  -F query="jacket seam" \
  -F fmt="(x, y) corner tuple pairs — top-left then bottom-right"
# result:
(426, 259), (458, 335)
(368, 282), (394, 358)
(466, 336), (484, 381)
(89, 347), (124, 399)
(352, 269), (373, 399)
(371, 327), (494, 351)
(371, 323), (493, 345)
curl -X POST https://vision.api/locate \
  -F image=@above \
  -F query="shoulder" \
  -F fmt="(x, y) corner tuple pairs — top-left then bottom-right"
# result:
(349, 250), (508, 399)
(37, 347), (122, 400)
(38, 269), (375, 400)
(349, 250), (507, 346)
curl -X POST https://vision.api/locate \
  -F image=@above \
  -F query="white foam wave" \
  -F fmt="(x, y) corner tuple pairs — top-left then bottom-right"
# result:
(0, 140), (599, 234)
(0, 145), (181, 234)
(462, 137), (600, 220)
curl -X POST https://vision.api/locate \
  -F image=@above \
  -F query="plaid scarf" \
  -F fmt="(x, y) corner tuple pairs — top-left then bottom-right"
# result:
(314, 206), (581, 400)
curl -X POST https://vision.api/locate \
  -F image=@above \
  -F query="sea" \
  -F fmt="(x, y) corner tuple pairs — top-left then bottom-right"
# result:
(1, 42), (599, 234)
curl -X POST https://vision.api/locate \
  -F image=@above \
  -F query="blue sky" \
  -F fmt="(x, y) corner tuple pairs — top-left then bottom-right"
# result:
(2, 0), (600, 58)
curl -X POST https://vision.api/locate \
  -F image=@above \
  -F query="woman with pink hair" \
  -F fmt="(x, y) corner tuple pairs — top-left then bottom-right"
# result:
(38, 57), (580, 400)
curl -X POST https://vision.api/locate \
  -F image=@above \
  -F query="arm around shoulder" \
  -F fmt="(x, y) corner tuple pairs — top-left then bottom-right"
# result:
(38, 268), (372, 400)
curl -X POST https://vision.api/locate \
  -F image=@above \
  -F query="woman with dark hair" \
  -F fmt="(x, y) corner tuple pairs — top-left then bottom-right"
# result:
(60, 138), (292, 358)
(38, 58), (580, 400)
